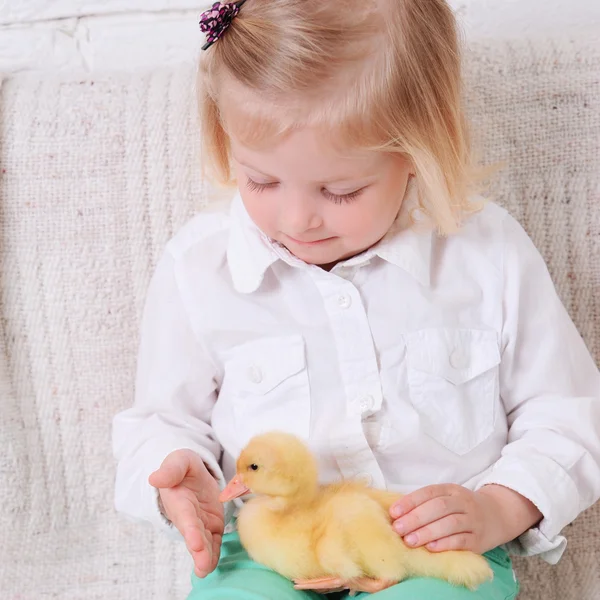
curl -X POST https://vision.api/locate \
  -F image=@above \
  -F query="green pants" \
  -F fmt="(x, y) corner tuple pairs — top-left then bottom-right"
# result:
(188, 530), (519, 600)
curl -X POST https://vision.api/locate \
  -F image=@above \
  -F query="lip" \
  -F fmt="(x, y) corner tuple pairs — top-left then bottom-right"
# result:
(286, 235), (335, 247)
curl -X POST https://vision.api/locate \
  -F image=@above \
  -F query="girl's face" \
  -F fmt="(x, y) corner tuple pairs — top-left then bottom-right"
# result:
(230, 127), (412, 268)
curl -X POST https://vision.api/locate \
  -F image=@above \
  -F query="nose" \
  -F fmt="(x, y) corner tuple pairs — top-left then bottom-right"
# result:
(282, 190), (322, 234)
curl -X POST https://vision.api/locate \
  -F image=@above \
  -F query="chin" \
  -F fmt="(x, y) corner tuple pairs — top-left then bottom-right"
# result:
(279, 237), (364, 267)
(293, 249), (342, 266)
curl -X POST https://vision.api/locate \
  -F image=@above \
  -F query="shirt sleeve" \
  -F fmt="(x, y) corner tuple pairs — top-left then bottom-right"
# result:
(475, 212), (600, 564)
(112, 247), (233, 536)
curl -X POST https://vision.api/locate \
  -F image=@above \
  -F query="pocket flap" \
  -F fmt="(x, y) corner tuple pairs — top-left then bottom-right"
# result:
(405, 328), (500, 385)
(223, 335), (306, 394)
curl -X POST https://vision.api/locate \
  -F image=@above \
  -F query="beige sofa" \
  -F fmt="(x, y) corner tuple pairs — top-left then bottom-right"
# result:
(1, 33), (599, 599)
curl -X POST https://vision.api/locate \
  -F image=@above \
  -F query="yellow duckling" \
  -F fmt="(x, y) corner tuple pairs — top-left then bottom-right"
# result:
(219, 432), (493, 594)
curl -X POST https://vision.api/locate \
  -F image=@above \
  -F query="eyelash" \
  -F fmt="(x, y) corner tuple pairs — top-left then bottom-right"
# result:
(245, 178), (364, 204)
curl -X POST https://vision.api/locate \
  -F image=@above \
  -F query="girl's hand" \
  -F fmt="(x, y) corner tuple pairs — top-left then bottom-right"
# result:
(389, 483), (542, 554)
(149, 449), (224, 577)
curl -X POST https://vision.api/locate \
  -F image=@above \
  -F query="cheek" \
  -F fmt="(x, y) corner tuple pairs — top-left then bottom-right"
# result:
(340, 209), (376, 236)
(235, 168), (264, 220)
(331, 196), (396, 238)
(241, 193), (275, 230)
(241, 192), (268, 221)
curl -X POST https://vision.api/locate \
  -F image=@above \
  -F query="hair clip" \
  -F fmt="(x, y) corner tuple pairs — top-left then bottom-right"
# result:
(199, 0), (247, 51)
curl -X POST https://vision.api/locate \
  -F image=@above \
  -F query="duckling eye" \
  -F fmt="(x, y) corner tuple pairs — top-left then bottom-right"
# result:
(249, 464), (259, 471)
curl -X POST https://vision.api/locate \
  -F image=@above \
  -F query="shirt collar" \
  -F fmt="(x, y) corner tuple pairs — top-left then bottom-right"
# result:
(227, 178), (432, 294)
(368, 178), (433, 287)
(226, 196), (280, 294)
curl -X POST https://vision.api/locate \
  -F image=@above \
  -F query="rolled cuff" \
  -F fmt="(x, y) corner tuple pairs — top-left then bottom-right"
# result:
(475, 454), (579, 564)
(504, 528), (567, 565)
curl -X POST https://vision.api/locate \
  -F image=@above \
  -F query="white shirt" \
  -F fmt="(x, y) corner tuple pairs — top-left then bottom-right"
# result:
(113, 184), (600, 565)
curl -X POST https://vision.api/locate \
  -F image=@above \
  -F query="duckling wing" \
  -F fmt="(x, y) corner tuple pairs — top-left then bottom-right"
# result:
(316, 491), (408, 583)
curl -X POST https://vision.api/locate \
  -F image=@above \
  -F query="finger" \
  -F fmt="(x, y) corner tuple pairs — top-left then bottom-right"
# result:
(403, 514), (472, 548)
(209, 531), (222, 572)
(169, 496), (207, 553)
(390, 485), (455, 519)
(192, 546), (214, 578)
(189, 523), (214, 577)
(425, 533), (476, 552)
(149, 454), (190, 489)
(393, 495), (465, 535)
(199, 509), (224, 536)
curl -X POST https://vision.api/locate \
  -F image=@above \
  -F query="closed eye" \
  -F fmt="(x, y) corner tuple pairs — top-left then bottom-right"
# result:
(246, 178), (278, 193)
(322, 187), (366, 204)
(247, 177), (366, 205)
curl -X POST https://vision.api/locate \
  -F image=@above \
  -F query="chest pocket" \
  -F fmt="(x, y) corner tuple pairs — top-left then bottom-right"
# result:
(404, 328), (500, 455)
(221, 335), (311, 446)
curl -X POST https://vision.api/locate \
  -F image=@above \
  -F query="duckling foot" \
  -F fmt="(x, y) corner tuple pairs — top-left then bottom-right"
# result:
(293, 576), (396, 595)
(346, 577), (397, 594)
(293, 576), (345, 592)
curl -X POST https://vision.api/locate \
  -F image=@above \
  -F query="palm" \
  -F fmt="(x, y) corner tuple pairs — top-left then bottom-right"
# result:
(153, 451), (224, 576)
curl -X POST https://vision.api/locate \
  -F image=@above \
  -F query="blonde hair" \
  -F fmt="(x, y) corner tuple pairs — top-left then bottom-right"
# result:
(198, 0), (482, 235)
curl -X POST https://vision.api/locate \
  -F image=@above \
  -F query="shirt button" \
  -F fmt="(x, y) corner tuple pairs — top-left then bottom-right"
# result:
(337, 293), (352, 309)
(247, 365), (263, 384)
(449, 348), (469, 370)
(359, 395), (374, 412)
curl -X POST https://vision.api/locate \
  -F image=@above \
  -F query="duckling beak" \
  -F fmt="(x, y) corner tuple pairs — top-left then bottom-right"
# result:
(219, 475), (251, 502)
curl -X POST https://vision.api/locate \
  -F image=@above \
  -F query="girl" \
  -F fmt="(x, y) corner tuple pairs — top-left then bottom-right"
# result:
(112, 1), (600, 599)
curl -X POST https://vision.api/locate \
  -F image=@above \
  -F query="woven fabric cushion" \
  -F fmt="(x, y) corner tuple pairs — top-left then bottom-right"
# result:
(0, 35), (599, 599)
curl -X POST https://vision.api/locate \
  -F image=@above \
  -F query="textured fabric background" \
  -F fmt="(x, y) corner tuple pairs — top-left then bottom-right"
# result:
(0, 35), (599, 599)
